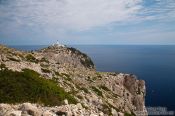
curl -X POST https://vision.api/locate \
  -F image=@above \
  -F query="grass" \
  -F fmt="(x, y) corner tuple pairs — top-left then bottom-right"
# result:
(0, 68), (77, 106)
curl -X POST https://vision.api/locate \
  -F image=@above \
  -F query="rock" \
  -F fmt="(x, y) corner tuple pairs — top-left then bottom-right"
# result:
(90, 114), (98, 116)
(64, 99), (69, 105)
(0, 45), (147, 116)
(6, 110), (22, 116)
(19, 103), (42, 116)
(0, 104), (12, 116)
(42, 111), (56, 116)
(55, 111), (67, 116)
(99, 112), (104, 116)
(118, 112), (124, 116)
(111, 108), (118, 116)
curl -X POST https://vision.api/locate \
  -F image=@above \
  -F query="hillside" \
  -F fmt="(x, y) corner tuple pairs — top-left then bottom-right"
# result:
(0, 44), (147, 116)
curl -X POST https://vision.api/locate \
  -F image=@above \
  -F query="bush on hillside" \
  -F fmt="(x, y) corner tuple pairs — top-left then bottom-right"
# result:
(0, 68), (77, 106)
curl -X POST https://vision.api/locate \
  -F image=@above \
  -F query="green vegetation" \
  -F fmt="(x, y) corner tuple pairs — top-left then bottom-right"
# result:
(40, 63), (50, 68)
(113, 93), (120, 98)
(17, 54), (24, 59)
(101, 104), (112, 115)
(61, 73), (70, 78)
(60, 73), (72, 81)
(67, 47), (94, 68)
(25, 54), (39, 63)
(64, 76), (72, 81)
(107, 102), (119, 112)
(81, 103), (88, 109)
(80, 87), (89, 93)
(91, 86), (102, 96)
(80, 58), (94, 69)
(54, 71), (61, 76)
(100, 85), (110, 91)
(86, 76), (93, 82)
(77, 95), (83, 99)
(0, 64), (6, 70)
(124, 112), (135, 116)
(52, 76), (59, 81)
(54, 71), (72, 81)
(40, 57), (49, 63)
(0, 68), (77, 106)
(92, 76), (97, 80)
(41, 68), (51, 73)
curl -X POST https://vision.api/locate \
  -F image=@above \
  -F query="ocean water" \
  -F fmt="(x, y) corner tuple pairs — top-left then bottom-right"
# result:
(10, 45), (175, 111)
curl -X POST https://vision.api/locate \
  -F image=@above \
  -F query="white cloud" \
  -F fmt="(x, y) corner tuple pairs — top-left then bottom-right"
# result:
(140, 0), (175, 21)
(0, 0), (175, 32)
(0, 0), (142, 31)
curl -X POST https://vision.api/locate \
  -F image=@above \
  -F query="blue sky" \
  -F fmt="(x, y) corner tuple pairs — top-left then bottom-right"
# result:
(0, 0), (175, 45)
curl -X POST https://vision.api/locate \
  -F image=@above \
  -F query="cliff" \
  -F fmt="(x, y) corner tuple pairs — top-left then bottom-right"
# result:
(0, 44), (147, 116)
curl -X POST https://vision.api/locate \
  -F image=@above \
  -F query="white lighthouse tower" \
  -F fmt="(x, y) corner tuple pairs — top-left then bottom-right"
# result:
(53, 40), (65, 47)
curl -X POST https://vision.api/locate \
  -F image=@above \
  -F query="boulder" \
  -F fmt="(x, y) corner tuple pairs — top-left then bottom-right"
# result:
(19, 103), (42, 116)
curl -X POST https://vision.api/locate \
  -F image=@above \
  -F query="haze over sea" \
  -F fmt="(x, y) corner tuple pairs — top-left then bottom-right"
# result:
(11, 45), (175, 111)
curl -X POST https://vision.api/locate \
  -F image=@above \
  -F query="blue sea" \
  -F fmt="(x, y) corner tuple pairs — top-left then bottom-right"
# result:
(10, 45), (175, 112)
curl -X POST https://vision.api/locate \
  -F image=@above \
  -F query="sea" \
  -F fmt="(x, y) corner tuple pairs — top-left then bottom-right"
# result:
(10, 45), (175, 113)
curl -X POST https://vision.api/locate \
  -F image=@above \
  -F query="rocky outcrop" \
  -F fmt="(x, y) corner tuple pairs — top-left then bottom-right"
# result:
(0, 44), (147, 116)
(0, 102), (126, 116)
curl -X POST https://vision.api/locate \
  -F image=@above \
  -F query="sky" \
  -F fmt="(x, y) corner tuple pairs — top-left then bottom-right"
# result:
(0, 0), (175, 45)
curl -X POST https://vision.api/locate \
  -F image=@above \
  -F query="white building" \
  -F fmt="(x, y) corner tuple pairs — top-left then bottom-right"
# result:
(53, 40), (65, 47)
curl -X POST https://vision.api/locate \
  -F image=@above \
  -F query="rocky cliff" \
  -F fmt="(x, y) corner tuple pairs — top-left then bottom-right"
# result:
(0, 44), (147, 116)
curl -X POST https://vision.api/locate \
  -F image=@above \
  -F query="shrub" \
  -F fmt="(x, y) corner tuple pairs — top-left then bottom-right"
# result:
(80, 58), (94, 69)
(61, 73), (70, 78)
(25, 54), (39, 63)
(41, 68), (51, 73)
(91, 86), (102, 97)
(61, 73), (72, 81)
(40, 57), (49, 63)
(80, 87), (89, 93)
(0, 64), (6, 70)
(54, 71), (61, 76)
(77, 95), (83, 99)
(0, 68), (77, 106)
(86, 76), (93, 82)
(40, 64), (49, 68)
(67, 47), (94, 68)
(101, 104), (112, 115)
(100, 85), (110, 91)
(124, 112), (135, 116)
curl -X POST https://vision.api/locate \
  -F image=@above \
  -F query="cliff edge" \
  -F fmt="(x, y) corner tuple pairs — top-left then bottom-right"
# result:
(0, 44), (147, 116)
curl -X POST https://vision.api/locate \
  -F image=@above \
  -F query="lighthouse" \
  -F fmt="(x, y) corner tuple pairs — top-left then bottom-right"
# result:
(53, 40), (65, 47)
